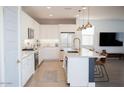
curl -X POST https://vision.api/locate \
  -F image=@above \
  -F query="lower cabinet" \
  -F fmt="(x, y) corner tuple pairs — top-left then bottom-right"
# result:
(65, 57), (95, 87)
(39, 47), (60, 60)
(67, 57), (89, 87)
(38, 49), (43, 65)
(21, 53), (34, 86)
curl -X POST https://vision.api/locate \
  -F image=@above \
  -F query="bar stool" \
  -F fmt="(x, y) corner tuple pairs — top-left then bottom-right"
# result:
(94, 58), (109, 82)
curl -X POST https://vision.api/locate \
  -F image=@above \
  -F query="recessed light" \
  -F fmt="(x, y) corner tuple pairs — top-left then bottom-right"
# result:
(47, 6), (51, 9)
(49, 14), (53, 16)
(82, 7), (87, 10)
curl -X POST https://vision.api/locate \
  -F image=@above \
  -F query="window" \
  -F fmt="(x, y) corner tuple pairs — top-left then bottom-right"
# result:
(82, 27), (94, 46)
(60, 32), (75, 48)
(82, 35), (93, 45)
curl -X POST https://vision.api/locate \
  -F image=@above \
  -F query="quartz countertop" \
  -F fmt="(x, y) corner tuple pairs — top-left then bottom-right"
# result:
(63, 48), (105, 58)
(21, 49), (39, 60)
(21, 51), (34, 60)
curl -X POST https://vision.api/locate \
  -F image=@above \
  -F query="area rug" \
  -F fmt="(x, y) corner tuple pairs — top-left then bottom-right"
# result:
(40, 70), (58, 83)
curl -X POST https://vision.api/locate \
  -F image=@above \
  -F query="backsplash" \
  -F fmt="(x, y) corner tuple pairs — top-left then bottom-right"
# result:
(40, 39), (59, 47)
(24, 39), (35, 49)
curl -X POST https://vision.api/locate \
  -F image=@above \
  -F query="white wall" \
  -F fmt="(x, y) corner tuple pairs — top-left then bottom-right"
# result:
(77, 19), (124, 53)
(21, 11), (40, 49)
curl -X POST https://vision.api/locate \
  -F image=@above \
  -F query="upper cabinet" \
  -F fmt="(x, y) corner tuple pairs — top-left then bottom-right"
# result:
(40, 25), (59, 39)
(33, 21), (40, 40)
(58, 24), (76, 32)
(40, 24), (78, 40)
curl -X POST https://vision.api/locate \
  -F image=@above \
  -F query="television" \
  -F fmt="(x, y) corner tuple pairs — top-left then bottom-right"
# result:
(99, 32), (124, 46)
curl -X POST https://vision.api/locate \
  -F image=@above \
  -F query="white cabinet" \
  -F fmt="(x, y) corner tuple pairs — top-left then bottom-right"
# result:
(38, 48), (43, 65)
(21, 53), (34, 86)
(34, 22), (40, 40)
(67, 57), (89, 87)
(39, 24), (77, 40)
(21, 11), (29, 43)
(40, 25), (59, 39)
(39, 47), (60, 60)
(58, 24), (76, 32)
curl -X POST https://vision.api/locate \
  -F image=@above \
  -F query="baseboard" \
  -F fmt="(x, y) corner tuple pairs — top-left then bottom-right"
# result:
(88, 82), (95, 87)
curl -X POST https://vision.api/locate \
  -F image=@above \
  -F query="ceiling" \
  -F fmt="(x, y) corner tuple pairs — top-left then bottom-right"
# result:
(22, 6), (124, 24)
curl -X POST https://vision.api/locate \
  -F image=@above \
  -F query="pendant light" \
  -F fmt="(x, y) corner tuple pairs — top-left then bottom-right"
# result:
(76, 9), (86, 31)
(77, 26), (82, 31)
(85, 7), (92, 29)
(80, 8), (86, 30)
(76, 10), (82, 31)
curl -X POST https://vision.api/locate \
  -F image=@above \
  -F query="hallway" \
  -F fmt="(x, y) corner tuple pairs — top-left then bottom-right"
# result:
(25, 60), (68, 87)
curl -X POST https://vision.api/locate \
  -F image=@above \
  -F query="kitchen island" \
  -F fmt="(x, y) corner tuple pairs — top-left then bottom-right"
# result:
(63, 48), (105, 87)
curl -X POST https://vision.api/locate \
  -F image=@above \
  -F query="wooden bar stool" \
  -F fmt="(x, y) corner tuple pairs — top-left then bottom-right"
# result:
(94, 50), (109, 82)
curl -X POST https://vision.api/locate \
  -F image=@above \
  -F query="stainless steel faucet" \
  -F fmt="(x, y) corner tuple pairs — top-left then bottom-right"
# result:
(73, 38), (81, 50)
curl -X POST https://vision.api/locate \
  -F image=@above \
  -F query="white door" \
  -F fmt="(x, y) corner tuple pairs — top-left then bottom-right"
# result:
(3, 6), (21, 87)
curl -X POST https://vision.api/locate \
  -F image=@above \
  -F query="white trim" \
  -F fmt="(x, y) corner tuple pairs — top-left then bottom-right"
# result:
(18, 6), (22, 87)
(88, 82), (95, 87)
(0, 6), (5, 86)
